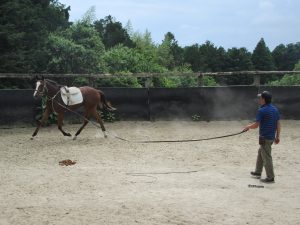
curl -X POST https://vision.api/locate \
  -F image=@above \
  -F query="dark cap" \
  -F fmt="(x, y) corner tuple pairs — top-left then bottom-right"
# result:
(257, 91), (272, 102)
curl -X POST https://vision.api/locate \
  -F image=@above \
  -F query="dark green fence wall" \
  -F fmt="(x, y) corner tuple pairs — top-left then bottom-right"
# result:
(0, 86), (299, 125)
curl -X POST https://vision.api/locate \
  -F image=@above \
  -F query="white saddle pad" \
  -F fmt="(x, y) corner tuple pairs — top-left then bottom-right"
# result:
(60, 87), (83, 106)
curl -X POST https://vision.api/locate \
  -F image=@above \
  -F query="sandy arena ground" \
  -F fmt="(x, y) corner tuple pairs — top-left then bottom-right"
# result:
(0, 120), (299, 225)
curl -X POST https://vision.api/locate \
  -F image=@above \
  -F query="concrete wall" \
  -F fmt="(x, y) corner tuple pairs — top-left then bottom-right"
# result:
(149, 86), (258, 120)
(0, 86), (299, 124)
(0, 90), (38, 125)
(258, 86), (300, 119)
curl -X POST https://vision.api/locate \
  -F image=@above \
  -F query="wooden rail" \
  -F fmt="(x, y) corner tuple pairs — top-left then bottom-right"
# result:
(0, 71), (299, 86)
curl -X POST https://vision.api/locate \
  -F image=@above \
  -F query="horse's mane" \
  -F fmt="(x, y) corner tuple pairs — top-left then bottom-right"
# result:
(45, 79), (63, 87)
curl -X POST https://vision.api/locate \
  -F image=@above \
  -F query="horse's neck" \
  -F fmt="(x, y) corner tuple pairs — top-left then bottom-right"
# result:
(46, 82), (60, 98)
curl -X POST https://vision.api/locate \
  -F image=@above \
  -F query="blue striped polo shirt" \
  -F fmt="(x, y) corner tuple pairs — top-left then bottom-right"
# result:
(256, 104), (280, 140)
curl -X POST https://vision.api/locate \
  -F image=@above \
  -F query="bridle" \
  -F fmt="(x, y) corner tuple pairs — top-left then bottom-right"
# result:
(35, 80), (61, 114)
(35, 80), (48, 97)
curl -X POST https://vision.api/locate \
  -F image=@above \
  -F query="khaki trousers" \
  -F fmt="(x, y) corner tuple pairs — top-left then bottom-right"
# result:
(255, 139), (275, 179)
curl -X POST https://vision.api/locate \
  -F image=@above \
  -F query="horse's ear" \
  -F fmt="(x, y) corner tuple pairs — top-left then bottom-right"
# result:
(35, 75), (39, 81)
(41, 75), (45, 80)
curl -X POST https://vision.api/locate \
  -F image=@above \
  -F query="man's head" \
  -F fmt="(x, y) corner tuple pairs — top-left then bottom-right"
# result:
(258, 91), (272, 105)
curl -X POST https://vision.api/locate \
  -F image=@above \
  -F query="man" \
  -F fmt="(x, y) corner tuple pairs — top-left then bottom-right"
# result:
(243, 91), (281, 183)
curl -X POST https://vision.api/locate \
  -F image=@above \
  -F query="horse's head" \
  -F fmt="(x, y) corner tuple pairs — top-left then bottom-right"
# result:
(33, 75), (47, 99)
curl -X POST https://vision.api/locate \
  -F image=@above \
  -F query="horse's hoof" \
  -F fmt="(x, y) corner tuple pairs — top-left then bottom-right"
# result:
(64, 133), (72, 137)
(30, 137), (34, 140)
(73, 136), (77, 140)
(103, 131), (108, 138)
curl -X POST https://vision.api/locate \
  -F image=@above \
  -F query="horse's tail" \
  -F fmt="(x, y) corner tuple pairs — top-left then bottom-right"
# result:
(98, 90), (116, 112)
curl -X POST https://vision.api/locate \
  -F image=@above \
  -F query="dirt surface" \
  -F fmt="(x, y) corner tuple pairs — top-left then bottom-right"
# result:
(0, 120), (299, 225)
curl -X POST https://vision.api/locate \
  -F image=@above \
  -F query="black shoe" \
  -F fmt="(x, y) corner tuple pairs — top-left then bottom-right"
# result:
(260, 177), (275, 183)
(250, 171), (261, 177)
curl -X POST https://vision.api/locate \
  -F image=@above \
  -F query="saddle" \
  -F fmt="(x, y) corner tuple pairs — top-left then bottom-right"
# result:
(60, 86), (83, 106)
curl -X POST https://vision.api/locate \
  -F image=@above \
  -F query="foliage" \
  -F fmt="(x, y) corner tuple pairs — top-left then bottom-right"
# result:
(95, 75), (142, 88)
(47, 22), (106, 73)
(252, 38), (277, 84)
(0, 0), (70, 73)
(269, 60), (300, 85)
(192, 114), (201, 121)
(217, 47), (253, 85)
(100, 110), (117, 122)
(0, 1), (299, 87)
(72, 77), (89, 86)
(94, 15), (134, 49)
(272, 43), (300, 71)
(103, 44), (136, 73)
(252, 38), (275, 71)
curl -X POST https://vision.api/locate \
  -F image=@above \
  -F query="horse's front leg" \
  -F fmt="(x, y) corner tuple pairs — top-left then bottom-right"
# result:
(31, 106), (50, 139)
(57, 112), (71, 137)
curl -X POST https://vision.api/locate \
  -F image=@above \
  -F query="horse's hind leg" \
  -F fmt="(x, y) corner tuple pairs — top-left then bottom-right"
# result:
(92, 109), (107, 138)
(31, 106), (50, 139)
(73, 111), (91, 140)
(57, 112), (71, 137)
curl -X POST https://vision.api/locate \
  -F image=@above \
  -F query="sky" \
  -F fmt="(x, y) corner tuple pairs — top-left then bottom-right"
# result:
(59, 0), (300, 51)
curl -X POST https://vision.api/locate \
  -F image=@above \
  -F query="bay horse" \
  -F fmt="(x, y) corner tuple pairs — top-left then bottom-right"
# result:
(32, 75), (115, 140)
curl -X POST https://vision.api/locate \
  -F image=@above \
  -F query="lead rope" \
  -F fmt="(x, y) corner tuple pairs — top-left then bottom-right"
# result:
(53, 96), (247, 143)
(37, 87), (247, 143)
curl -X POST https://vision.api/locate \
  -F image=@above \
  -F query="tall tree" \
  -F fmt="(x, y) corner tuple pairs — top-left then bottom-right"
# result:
(163, 32), (184, 69)
(47, 22), (106, 73)
(252, 38), (276, 83)
(221, 47), (254, 85)
(252, 38), (275, 71)
(183, 44), (202, 72)
(157, 32), (175, 70)
(94, 15), (133, 49)
(272, 44), (288, 71)
(0, 0), (70, 72)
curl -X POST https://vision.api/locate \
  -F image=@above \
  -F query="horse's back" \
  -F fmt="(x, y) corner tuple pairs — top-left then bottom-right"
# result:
(79, 86), (101, 107)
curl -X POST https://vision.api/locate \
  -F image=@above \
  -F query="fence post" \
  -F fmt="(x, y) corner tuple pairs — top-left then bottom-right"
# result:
(253, 75), (261, 86)
(197, 73), (204, 87)
(145, 77), (152, 88)
(89, 76), (95, 87)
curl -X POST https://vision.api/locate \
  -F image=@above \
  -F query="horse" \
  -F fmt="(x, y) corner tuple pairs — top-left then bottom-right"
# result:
(32, 75), (115, 140)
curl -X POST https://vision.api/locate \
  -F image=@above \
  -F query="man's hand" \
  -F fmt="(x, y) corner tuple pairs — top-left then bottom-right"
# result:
(275, 137), (280, 144)
(243, 126), (250, 132)
(243, 122), (259, 132)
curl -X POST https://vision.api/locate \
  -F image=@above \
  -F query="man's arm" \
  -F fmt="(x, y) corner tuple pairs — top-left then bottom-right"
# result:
(243, 121), (260, 132)
(275, 120), (281, 144)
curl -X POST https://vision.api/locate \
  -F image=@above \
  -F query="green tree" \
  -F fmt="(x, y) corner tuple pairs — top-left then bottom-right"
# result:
(157, 32), (175, 70)
(252, 38), (275, 71)
(252, 38), (276, 83)
(162, 32), (184, 69)
(284, 43), (300, 70)
(0, 0), (70, 72)
(220, 47), (253, 85)
(103, 44), (136, 73)
(131, 30), (167, 73)
(47, 22), (106, 73)
(94, 15), (133, 49)
(269, 60), (300, 85)
(272, 44), (288, 71)
(183, 41), (226, 73)
(183, 44), (202, 72)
